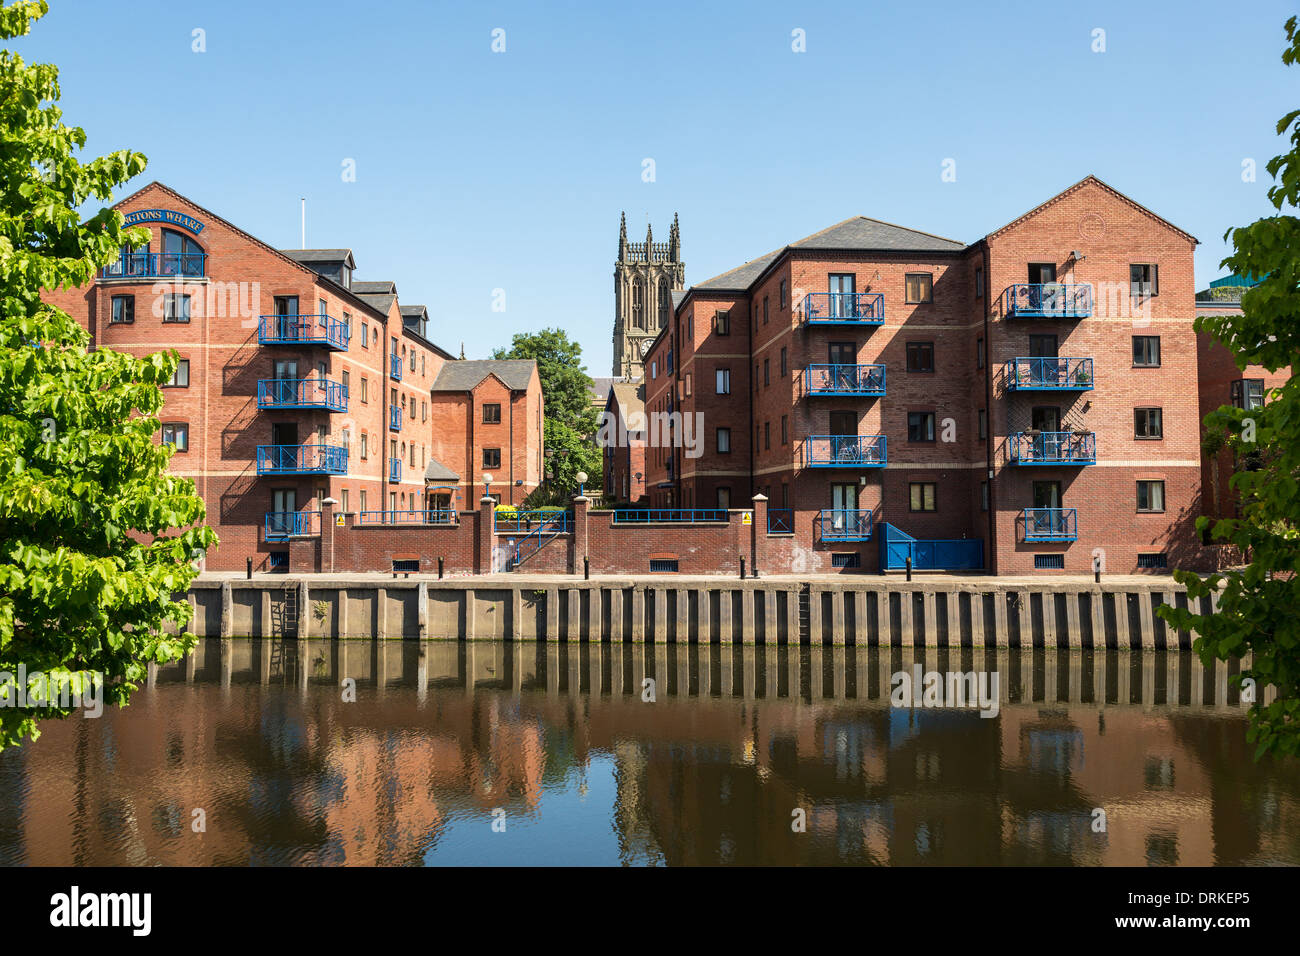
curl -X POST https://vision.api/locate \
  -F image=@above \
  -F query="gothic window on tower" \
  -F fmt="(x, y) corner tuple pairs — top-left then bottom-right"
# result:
(659, 285), (670, 327)
(632, 282), (644, 329)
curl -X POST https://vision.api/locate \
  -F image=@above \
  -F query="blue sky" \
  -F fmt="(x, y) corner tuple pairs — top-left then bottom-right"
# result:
(20, 0), (1299, 373)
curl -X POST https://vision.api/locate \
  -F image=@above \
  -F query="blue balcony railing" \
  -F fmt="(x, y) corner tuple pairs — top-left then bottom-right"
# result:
(264, 510), (322, 540)
(1005, 357), (1094, 391)
(494, 510), (572, 534)
(1009, 431), (1096, 465)
(256, 378), (348, 411)
(612, 509), (729, 524)
(258, 313), (349, 350)
(1003, 283), (1093, 319)
(99, 251), (206, 279)
(356, 510), (457, 526)
(817, 509), (874, 541)
(1021, 508), (1078, 541)
(388, 458), (401, 483)
(805, 363), (886, 396)
(767, 508), (794, 533)
(390, 354), (402, 381)
(802, 292), (885, 325)
(389, 406), (402, 431)
(805, 435), (887, 467)
(256, 445), (347, 475)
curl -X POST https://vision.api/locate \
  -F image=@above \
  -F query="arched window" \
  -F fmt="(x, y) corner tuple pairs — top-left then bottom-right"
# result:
(659, 283), (670, 327)
(632, 281), (644, 329)
(162, 229), (204, 277)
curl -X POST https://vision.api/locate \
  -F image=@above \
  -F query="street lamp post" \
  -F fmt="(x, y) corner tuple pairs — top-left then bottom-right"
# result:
(576, 470), (588, 498)
(482, 472), (493, 502)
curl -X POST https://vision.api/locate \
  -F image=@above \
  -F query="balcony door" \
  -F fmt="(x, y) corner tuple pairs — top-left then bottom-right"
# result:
(1028, 263), (1056, 284)
(828, 342), (856, 389)
(271, 423), (297, 471)
(1028, 334), (1061, 386)
(273, 296), (298, 338)
(828, 274), (856, 318)
(274, 359), (298, 405)
(270, 489), (296, 535)
(831, 482), (858, 532)
(1032, 480), (1061, 509)
(1031, 406), (1060, 460)
(829, 410), (857, 462)
(1028, 334), (1058, 357)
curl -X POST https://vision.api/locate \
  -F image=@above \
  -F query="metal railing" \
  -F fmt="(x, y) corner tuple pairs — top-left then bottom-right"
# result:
(264, 510), (322, 540)
(494, 510), (572, 534)
(1002, 283), (1093, 319)
(256, 445), (348, 475)
(805, 363), (886, 396)
(390, 354), (402, 380)
(356, 510), (457, 526)
(767, 508), (793, 533)
(816, 509), (875, 541)
(1005, 357), (1094, 390)
(99, 251), (206, 279)
(256, 378), (348, 411)
(805, 435), (887, 467)
(1021, 507), (1078, 541)
(389, 406), (402, 430)
(611, 509), (729, 524)
(802, 292), (885, 324)
(258, 313), (350, 350)
(1009, 431), (1096, 465)
(388, 458), (402, 482)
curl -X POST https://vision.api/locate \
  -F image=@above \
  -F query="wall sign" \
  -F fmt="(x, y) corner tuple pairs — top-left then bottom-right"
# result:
(122, 209), (205, 234)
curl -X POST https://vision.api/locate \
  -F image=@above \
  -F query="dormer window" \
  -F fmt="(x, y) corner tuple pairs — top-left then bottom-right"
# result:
(340, 264), (351, 288)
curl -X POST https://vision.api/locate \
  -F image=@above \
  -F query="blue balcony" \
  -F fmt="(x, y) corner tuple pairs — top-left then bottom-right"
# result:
(390, 354), (402, 381)
(258, 313), (349, 351)
(264, 510), (321, 541)
(1003, 283), (1093, 319)
(805, 363), (886, 397)
(817, 509), (874, 541)
(802, 292), (885, 325)
(1005, 357), (1094, 391)
(612, 509), (729, 524)
(389, 406), (402, 431)
(256, 378), (348, 412)
(805, 435), (887, 468)
(99, 251), (206, 279)
(1009, 431), (1096, 465)
(256, 444), (348, 476)
(357, 510), (457, 526)
(767, 508), (793, 533)
(1021, 508), (1078, 542)
(388, 458), (401, 483)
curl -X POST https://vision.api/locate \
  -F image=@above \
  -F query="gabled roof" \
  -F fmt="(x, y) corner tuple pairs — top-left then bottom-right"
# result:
(400, 304), (428, 318)
(609, 381), (644, 414)
(352, 280), (396, 294)
(985, 174), (1199, 244)
(589, 376), (623, 404)
(431, 359), (536, 392)
(423, 458), (459, 482)
(282, 248), (355, 267)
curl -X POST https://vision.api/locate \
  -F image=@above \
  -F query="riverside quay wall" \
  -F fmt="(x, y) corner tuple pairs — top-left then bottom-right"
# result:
(186, 574), (1216, 649)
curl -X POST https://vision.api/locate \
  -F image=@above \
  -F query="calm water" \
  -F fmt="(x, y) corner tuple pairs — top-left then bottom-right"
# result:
(1, 639), (1297, 866)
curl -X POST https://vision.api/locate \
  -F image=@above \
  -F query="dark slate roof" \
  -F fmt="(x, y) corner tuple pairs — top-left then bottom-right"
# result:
(431, 359), (536, 392)
(693, 249), (783, 291)
(670, 290), (687, 310)
(400, 304), (427, 317)
(588, 376), (622, 404)
(281, 248), (355, 266)
(352, 280), (396, 294)
(352, 292), (397, 314)
(423, 458), (460, 482)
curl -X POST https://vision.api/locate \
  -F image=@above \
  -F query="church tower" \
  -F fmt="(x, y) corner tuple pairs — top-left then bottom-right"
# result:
(612, 212), (684, 378)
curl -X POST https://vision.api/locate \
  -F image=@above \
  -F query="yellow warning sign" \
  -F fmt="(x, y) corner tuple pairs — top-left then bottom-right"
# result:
(742, 512), (752, 525)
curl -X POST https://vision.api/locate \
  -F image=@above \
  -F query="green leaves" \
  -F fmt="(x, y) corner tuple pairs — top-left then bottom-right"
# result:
(0, 0), (214, 749)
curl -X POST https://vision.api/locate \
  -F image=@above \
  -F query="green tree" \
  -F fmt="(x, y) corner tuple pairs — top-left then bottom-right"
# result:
(491, 328), (602, 502)
(1159, 16), (1300, 759)
(0, 0), (216, 749)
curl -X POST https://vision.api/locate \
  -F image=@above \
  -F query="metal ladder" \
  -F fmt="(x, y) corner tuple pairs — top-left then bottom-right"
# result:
(797, 584), (811, 643)
(277, 583), (299, 637)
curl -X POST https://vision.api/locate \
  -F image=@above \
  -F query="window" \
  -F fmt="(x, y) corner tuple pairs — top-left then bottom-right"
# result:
(422, 400), (427, 421)
(393, 559), (419, 574)
(714, 310), (730, 335)
(763, 296), (769, 325)
(161, 423), (188, 451)
(909, 482), (937, 512)
(906, 341), (934, 372)
(781, 415), (788, 445)
(359, 489), (367, 512)
(343, 312), (352, 341)
(978, 409), (987, 440)
(651, 361), (657, 378)
(111, 295), (134, 324)
(908, 411), (936, 442)
(1133, 335), (1161, 367)
(1034, 554), (1065, 570)
(409, 350), (416, 372)
(268, 552), (289, 572)
(650, 559), (679, 573)
(764, 421), (771, 450)
(976, 337), (984, 369)
(1230, 379), (1264, 410)
(360, 323), (368, 348)
(360, 378), (368, 403)
(780, 279), (788, 309)
(483, 403), (501, 423)
(1137, 553), (1169, 569)
(981, 481), (989, 511)
(1137, 480), (1165, 513)
(975, 267), (984, 298)
(779, 347), (787, 377)
(905, 272), (933, 304)
(341, 489), (349, 513)
(360, 433), (368, 459)
(684, 372), (692, 396)
(165, 360), (189, 387)
(341, 370), (350, 396)
(483, 448), (501, 469)
(1130, 263), (1159, 297)
(1134, 407), (1163, 439)
(716, 368), (730, 394)
(1028, 263), (1057, 284)
(1028, 334), (1057, 357)
(763, 358), (770, 387)
(716, 427), (731, 453)
(831, 553), (861, 569)
(716, 487), (731, 509)
(163, 293), (190, 323)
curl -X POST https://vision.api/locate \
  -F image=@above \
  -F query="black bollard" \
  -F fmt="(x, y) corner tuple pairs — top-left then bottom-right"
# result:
(438, 557), (445, 580)
(584, 556), (590, 580)
(740, 557), (746, 580)
(246, 556), (252, 580)
(905, 556), (912, 582)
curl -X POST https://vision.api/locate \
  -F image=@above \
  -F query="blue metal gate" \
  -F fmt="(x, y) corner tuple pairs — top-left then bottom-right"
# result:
(878, 522), (983, 571)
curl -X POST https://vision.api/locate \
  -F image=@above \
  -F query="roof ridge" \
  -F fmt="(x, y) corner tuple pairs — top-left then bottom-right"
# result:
(985, 174), (1199, 244)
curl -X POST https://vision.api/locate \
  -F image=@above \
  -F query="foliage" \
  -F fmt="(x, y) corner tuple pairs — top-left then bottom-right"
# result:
(0, 0), (216, 748)
(1158, 15), (1300, 759)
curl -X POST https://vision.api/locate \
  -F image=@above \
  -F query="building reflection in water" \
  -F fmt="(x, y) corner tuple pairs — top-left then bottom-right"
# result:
(0, 640), (1297, 866)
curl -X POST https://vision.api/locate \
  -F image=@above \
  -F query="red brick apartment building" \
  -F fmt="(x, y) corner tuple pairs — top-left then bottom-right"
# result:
(42, 183), (543, 572)
(640, 176), (1211, 574)
(601, 381), (647, 504)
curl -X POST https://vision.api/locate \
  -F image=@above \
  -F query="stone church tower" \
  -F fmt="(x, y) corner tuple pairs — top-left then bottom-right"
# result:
(612, 212), (685, 378)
